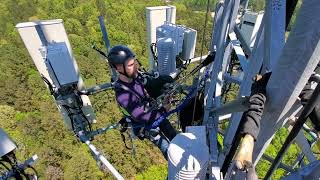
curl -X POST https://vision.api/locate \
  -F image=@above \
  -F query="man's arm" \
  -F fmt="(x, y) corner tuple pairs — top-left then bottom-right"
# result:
(234, 72), (271, 171)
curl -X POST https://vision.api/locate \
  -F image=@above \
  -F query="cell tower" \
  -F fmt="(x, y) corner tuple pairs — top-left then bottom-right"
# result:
(13, 0), (320, 179)
(148, 0), (320, 179)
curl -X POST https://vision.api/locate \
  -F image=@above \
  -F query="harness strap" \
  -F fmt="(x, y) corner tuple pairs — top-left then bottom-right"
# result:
(119, 106), (131, 117)
(118, 117), (136, 152)
(120, 133), (132, 150)
(114, 81), (154, 108)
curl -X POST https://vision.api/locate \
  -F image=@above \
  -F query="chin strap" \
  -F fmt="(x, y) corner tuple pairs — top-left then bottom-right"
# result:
(122, 64), (129, 78)
(114, 64), (131, 79)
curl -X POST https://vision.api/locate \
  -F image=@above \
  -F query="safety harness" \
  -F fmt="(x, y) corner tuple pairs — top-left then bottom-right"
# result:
(114, 67), (212, 156)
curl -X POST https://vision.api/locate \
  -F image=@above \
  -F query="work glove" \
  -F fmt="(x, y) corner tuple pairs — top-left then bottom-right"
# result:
(250, 72), (272, 95)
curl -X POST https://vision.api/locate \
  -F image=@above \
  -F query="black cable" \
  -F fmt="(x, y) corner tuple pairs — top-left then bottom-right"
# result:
(0, 155), (25, 180)
(25, 165), (39, 179)
(74, 91), (92, 133)
(41, 75), (55, 95)
(120, 133), (133, 150)
(0, 160), (11, 171)
(92, 44), (108, 58)
(222, 52), (237, 102)
(81, 112), (92, 132)
(175, 53), (216, 85)
(150, 43), (158, 62)
(297, 155), (305, 167)
(136, 58), (148, 72)
(17, 167), (29, 180)
(62, 105), (76, 132)
(174, 59), (192, 80)
(61, 85), (93, 134)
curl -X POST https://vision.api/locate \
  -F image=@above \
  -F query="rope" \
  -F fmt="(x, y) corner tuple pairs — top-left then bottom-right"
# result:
(192, 0), (211, 123)
(150, 71), (211, 129)
(149, 86), (198, 129)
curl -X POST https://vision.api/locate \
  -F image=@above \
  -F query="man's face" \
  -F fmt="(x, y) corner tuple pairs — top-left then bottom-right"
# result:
(115, 58), (138, 78)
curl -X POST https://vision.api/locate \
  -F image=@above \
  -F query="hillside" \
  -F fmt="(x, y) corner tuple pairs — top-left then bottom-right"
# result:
(0, 0), (317, 179)
(0, 0), (213, 179)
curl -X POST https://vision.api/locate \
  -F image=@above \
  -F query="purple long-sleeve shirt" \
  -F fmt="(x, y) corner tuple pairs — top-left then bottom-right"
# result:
(115, 78), (164, 123)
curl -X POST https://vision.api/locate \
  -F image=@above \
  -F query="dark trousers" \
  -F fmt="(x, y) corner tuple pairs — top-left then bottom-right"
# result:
(150, 119), (177, 160)
(133, 119), (177, 160)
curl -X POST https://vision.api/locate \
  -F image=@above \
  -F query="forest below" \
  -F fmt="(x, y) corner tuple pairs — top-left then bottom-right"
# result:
(0, 0), (318, 179)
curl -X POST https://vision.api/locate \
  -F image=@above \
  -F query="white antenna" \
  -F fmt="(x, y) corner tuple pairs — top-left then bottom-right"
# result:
(156, 23), (197, 75)
(0, 128), (17, 157)
(157, 37), (176, 76)
(146, 6), (176, 70)
(16, 19), (96, 130)
(16, 20), (123, 180)
(0, 128), (39, 179)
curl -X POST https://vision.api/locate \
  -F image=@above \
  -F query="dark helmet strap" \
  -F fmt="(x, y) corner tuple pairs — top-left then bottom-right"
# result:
(123, 64), (129, 78)
(116, 63), (130, 78)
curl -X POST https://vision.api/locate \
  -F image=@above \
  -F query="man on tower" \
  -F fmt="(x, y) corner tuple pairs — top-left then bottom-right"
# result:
(107, 45), (177, 160)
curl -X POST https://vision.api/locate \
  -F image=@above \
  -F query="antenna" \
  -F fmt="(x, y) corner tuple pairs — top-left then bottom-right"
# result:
(13, 1), (320, 179)
(0, 128), (38, 179)
(16, 19), (124, 180)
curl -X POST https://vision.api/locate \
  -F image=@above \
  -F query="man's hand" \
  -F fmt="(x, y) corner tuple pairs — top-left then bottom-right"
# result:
(251, 72), (272, 95)
(163, 95), (172, 112)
